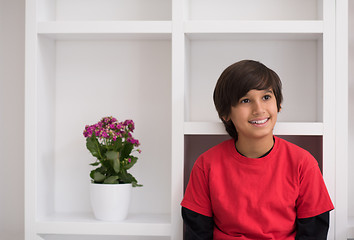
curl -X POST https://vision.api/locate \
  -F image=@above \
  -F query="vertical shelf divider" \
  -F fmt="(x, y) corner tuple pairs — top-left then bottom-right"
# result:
(322, 0), (337, 238)
(335, 0), (349, 238)
(171, 0), (185, 239)
(25, 0), (38, 239)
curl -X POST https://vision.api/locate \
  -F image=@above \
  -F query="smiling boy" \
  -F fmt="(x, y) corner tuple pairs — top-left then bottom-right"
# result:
(227, 88), (277, 158)
(181, 60), (334, 239)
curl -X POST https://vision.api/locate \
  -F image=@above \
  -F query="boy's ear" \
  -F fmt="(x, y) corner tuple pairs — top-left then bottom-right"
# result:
(222, 115), (230, 122)
(278, 105), (282, 113)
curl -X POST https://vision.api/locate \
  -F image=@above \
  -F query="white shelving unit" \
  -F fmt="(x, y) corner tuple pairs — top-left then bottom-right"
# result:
(25, 0), (349, 239)
(26, 1), (173, 239)
(348, 0), (354, 238)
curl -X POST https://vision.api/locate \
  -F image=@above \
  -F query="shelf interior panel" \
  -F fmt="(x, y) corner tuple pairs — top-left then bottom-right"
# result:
(36, 36), (172, 218)
(186, 0), (322, 21)
(184, 38), (323, 123)
(37, 0), (171, 21)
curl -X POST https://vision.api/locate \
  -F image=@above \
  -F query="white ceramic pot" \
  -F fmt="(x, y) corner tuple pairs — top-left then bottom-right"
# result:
(90, 183), (132, 221)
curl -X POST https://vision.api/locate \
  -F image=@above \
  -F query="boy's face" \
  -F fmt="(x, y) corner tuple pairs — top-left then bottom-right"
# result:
(226, 89), (278, 142)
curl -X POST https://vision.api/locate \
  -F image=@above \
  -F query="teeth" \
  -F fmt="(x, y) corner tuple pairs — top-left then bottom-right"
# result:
(250, 118), (268, 124)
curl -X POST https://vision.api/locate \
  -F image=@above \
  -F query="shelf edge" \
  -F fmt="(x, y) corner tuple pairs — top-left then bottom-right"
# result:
(37, 21), (172, 34)
(184, 122), (324, 136)
(35, 213), (171, 236)
(184, 20), (323, 34)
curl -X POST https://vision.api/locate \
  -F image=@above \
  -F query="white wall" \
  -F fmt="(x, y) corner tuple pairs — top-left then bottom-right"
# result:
(0, 0), (25, 239)
(349, 0), (354, 219)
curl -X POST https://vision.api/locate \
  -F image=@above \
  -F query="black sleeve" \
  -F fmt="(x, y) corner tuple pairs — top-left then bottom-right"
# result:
(182, 207), (214, 240)
(295, 211), (330, 240)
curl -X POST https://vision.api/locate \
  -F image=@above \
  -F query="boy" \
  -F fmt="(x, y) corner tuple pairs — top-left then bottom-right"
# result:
(181, 60), (334, 239)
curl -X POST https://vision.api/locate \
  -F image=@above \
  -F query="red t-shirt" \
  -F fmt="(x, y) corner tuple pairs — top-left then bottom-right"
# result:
(181, 136), (334, 240)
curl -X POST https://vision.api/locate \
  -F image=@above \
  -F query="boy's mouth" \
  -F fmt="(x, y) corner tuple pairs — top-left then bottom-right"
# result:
(249, 118), (269, 125)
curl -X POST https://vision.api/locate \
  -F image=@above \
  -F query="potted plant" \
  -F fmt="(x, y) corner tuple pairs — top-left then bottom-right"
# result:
(83, 116), (142, 221)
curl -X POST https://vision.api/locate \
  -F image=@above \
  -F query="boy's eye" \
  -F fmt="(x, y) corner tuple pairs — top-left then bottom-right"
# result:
(263, 95), (271, 100)
(240, 99), (250, 103)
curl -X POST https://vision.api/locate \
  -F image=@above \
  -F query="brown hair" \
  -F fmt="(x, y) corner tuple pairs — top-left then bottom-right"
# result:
(213, 60), (283, 140)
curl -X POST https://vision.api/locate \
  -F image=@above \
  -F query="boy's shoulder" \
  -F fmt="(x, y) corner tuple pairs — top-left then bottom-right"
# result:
(195, 138), (234, 165)
(275, 136), (318, 167)
(275, 136), (312, 156)
(203, 138), (234, 156)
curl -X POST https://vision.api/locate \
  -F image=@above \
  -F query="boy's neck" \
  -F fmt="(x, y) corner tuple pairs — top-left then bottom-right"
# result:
(235, 135), (274, 159)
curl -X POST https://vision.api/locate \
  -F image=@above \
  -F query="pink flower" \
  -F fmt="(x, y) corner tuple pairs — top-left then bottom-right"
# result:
(123, 120), (135, 131)
(127, 138), (140, 146)
(84, 116), (140, 149)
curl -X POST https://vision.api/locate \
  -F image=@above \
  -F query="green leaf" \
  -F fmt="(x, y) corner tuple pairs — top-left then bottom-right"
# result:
(93, 171), (106, 183)
(120, 142), (134, 159)
(118, 170), (141, 187)
(100, 159), (111, 170)
(132, 182), (143, 187)
(90, 170), (95, 180)
(86, 136), (102, 160)
(123, 156), (138, 170)
(90, 161), (100, 166)
(103, 176), (119, 184)
(105, 151), (120, 173)
(118, 170), (132, 183)
(112, 138), (123, 152)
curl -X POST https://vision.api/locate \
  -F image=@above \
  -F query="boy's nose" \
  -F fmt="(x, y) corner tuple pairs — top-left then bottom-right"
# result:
(252, 101), (265, 115)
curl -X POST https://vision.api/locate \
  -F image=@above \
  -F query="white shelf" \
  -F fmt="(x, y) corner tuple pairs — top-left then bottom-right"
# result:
(37, 21), (172, 39)
(274, 122), (323, 135)
(36, 213), (170, 236)
(184, 122), (324, 136)
(184, 122), (226, 135)
(184, 20), (323, 34)
(184, 20), (323, 40)
(37, 20), (323, 39)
